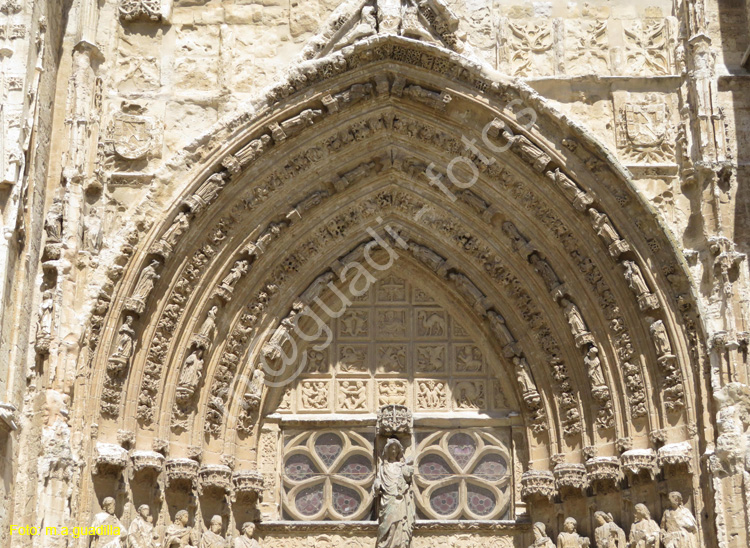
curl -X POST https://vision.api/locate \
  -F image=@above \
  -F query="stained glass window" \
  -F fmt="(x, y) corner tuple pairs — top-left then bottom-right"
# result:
(282, 429), (375, 520)
(414, 429), (511, 520)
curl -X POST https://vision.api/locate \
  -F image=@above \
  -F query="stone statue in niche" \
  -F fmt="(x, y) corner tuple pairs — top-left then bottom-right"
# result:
(557, 517), (590, 548)
(35, 289), (54, 352)
(623, 261), (659, 311)
(219, 260), (249, 293)
(126, 260), (160, 313)
(593, 511), (627, 548)
(165, 510), (199, 547)
(649, 319), (673, 357)
(108, 315), (136, 372)
(128, 504), (157, 548)
(374, 438), (416, 548)
(44, 199), (64, 243)
(629, 504), (661, 548)
(514, 356), (540, 405)
(160, 210), (191, 249)
(176, 347), (205, 402)
(660, 492), (698, 548)
(584, 346), (608, 396)
(561, 299), (593, 347)
(90, 497), (127, 548)
(199, 515), (227, 548)
(233, 522), (260, 548)
(529, 522), (555, 548)
(197, 306), (219, 341)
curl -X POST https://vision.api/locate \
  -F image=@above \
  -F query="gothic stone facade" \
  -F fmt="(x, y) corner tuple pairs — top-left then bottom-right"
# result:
(0, 0), (749, 547)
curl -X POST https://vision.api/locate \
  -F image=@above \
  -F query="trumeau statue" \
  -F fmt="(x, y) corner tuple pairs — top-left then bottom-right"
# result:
(165, 510), (199, 548)
(128, 504), (156, 548)
(529, 522), (555, 548)
(630, 504), (661, 548)
(594, 511), (627, 548)
(200, 515), (227, 548)
(233, 522), (260, 548)
(660, 492), (698, 548)
(557, 517), (590, 548)
(375, 438), (416, 548)
(91, 497), (127, 548)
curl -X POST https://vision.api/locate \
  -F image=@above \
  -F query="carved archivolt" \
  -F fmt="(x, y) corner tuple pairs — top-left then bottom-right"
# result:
(87, 37), (703, 499)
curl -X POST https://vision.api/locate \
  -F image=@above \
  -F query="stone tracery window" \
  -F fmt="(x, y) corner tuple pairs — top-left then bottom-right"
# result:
(275, 275), (517, 523)
(414, 429), (511, 520)
(282, 429), (376, 520)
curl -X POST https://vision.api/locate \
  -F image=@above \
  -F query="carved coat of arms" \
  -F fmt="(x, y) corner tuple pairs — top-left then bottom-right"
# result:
(112, 106), (155, 161)
(624, 102), (667, 148)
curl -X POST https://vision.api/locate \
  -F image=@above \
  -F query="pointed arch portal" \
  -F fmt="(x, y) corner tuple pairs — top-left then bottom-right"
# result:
(85, 34), (711, 547)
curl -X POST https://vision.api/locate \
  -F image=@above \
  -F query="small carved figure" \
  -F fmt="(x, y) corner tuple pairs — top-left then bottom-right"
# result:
(128, 504), (156, 548)
(649, 320), (672, 357)
(193, 172), (227, 206)
(409, 243), (446, 275)
(200, 515), (227, 548)
(197, 306), (219, 340)
(660, 492), (698, 548)
(594, 511), (627, 548)
(374, 438), (416, 548)
(589, 208), (622, 246)
(110, 315), (136, 363)
(557, 517), (590, 548)
(530, 254), (560, 289)
(338, 5), (378, 48)
(498, 128), (551, 171)
(165, 510), (199, 548)
(488, 310), (516, 348)
(449, 272), (486, 312)
(623, 261), (651, 298)
(131, 260), (161, 303)
(233, 522), (260, 548)
(83, 207), (102, 251)
(629, 504), (661, 548)
(91, 497), (127, 548)
(547, 169), (592, 210)
(177, 348), (205, 397)
(530, 522), (555, 548)
(502, 221), (529, 252)
(35, 289), (54, 347)
(219, 261), (249, 291)
(44, 199), (64, 242)
(561, 299), (589, 342)
(585, 347), (607, 390)
(514, 356), (538, 397)
(161, 211), (191, 247)
(339, 380), (367, 410)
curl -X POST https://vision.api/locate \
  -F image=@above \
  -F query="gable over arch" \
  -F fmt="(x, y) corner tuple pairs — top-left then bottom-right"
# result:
(78, 33), (713, 547)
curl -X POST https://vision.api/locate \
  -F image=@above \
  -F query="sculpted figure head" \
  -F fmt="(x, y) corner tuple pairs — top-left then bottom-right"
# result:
(533, 522), (548, 540)
(668, 491), (683, 509)
(563, 517), (577, 533)
(102, 497), (116, 515)
(594, 511), (608, 526)
(383, 438), (404, 462)
(634, 504), (651, 521)
(242, 522), (256, 538)
(175, 510), (189, 526)
(210, 515), (222, 534)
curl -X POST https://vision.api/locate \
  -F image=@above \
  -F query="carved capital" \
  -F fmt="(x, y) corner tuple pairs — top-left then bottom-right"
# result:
(131, 450), (165, 474)
(520, 469), (556, 501)
(199, 464), (233, 493)
(93, 442), (129, 476)
(553, 463), (588, 493)
(166, 458), (199, 487)
(233, 470), (265, 500)
(620, 448), (658, 481)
